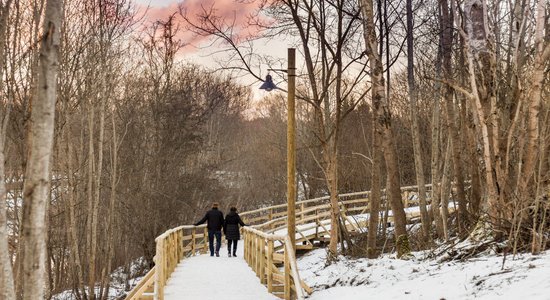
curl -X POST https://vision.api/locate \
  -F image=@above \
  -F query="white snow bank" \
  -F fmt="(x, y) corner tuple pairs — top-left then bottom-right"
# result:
(299, 248), (550, 300)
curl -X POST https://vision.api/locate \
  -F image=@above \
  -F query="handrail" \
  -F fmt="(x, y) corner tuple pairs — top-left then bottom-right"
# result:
(127, 224), (208, 300)
(242, 226), (306, 299)
(283, 235), (305, 300)
(239, 184), (434, 227)
(127, 183), (442, 300)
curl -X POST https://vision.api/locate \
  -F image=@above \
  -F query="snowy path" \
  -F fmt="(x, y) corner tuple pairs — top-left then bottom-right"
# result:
(163, 245), (278, 300)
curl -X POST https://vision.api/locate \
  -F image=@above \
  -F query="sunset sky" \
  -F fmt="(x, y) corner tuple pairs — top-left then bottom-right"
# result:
(134, 0), (290, 101)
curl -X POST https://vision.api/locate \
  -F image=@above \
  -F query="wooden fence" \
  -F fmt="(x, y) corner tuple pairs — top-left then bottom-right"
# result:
(241, 184), (436, 236)
(126, 225), (208, 300)
(242, 227), (307, 300)
(126, 183), (447, 300)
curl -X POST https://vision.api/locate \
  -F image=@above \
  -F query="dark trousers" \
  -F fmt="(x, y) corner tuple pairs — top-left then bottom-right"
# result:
(208, 230), (222, 255)
(227, 239), (238, 254)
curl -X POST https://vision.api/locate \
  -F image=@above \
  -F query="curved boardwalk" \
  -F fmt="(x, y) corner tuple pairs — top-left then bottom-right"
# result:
(164, 246), (278, 300)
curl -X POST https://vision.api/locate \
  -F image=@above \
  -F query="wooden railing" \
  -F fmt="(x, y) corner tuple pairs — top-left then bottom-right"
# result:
(127, 183), (444, 300)
(243, 227), (306, 300)
(127, 225), (209, 300)
(241, 184), (435, 237)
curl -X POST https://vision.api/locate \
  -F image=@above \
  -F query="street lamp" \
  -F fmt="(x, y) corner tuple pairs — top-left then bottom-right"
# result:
(259, 48), (296, 252)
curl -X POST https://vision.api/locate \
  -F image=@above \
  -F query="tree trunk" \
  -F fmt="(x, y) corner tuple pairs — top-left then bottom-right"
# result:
(360, 0), (409, 258)
(86, 97), (95, 300)
(0, 1), (16, 298)
(88, 72), (106, 300)
(525, 0), (550, 254)
(441, 0), (468, 232)
(367, 120), (382, 258)
(461, 0), (500, 223)
(19, 0), (62, 299)
(407, 0), (430, 241)
(326, 153), (341, 259)
(64, 116), (85, 296)
(440, 138), (452, 240)
(102, 111), (119, 299)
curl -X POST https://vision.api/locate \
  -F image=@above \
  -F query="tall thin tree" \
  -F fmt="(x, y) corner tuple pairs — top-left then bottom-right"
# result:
(19, 0), (63, 299)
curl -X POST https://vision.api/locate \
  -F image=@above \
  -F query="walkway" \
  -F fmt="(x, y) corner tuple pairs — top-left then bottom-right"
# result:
(163, 246), (278, 300)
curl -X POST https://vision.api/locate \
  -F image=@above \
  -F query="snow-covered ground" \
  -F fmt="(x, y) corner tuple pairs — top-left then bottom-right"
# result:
(52, 242), (550, 300)
(52, 258), (147, 300)
(164, 245), (278, 300)
(298, 248), (550, 300)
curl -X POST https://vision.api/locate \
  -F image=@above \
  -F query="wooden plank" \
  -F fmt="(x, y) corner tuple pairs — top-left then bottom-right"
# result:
(273, 272), (285, 283)
(301, 280), (313, 295)
(296, 244), (313, 250)
(125, 267), (155, 300)
(273, 253), (284, 263)
(267, 240), (274, 292)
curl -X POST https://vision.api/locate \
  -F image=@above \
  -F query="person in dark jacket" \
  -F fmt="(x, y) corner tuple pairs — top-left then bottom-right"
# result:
(223, 206), (247, 257)
(194, 202), (224, 257)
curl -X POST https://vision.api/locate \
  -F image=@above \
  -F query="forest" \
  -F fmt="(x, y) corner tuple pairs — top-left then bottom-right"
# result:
(0, 0), (548, 299)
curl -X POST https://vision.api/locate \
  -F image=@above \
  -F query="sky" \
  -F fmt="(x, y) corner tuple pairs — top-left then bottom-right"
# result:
(134, 0), (290, 104)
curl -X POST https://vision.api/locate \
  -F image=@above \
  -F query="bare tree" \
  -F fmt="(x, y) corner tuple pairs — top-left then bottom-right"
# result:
(19, 0), (62, 299)
(406, 0), (431, 241)
(359, 0), (410, 257)
(182, 0), (371, 259)
(0, 1), (16, 298)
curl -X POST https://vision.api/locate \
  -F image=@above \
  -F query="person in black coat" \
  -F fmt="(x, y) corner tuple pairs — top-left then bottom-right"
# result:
(223, 206), (247, 257)
(194, 202), (224, 257)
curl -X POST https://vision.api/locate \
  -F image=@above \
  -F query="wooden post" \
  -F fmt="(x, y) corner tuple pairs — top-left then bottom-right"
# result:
(287, 48), (297, 253)
(259, 237), (266, 284)
(203, 227), (208, 254)
(315, 208), (319, 239)
(155, 240), (164, 300)
(255, 235), (260, 276)
(191, 228), (196, 254)
(267, 239), (274, 292)
(269, 208), (273, 230)
(177, 230), (183, 261)
(244, 231), (248, 263)
(284, 247), (291, 300)
(258, 237), (266, 284)
(254, 234), (258, 273)
(245, 232), (252, 265)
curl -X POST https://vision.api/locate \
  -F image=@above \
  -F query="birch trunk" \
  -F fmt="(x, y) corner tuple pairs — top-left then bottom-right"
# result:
(462, 0), (500, 222)
(19, 0), (62, 299)
(64, 116), (84, 295)
(360, 0), (409, 257)
(85, 96), (95, 299)
(326, 153), (341, 258)
(441, 0), (468, 231)
(88, 74), (106, 300)
(440, 138), (452, 241)
(407, 0), (430, 241)
(367, 121), (382, 258)
(102, 111), (119, 299)
(0, 1), (15, 298)
(525, 0), (550, 253)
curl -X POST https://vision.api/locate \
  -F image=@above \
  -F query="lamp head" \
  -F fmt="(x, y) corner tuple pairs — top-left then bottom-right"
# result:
(259, 74), (278, 92)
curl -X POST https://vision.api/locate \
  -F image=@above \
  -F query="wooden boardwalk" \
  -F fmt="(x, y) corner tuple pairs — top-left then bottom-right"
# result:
(163, 247), (277, 300)
(127, 184), (450, 300)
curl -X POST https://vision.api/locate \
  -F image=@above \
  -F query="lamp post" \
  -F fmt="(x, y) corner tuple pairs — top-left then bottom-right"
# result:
(259, 48), (296, 252)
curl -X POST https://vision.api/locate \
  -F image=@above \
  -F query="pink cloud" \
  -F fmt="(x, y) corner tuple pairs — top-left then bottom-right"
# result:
(138, 0), (273, 53)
